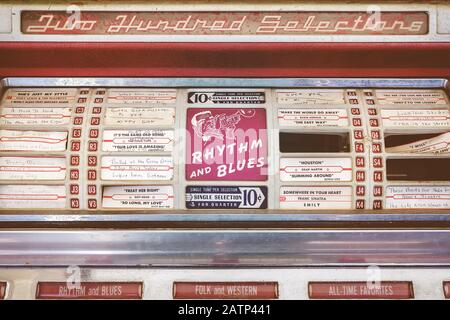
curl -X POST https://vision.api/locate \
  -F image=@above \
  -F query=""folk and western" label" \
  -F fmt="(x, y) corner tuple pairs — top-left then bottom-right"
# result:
(280, 158), (352, 182)
(280, 186), (352, 209)
(185, 186), (267, 209)
(102, 130), (174, 152)
(102, 185), (174, 209)
(101, 156), (173, 180)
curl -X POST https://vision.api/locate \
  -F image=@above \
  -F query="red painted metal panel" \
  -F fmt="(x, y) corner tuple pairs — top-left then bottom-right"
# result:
(0, 42), (449, 78)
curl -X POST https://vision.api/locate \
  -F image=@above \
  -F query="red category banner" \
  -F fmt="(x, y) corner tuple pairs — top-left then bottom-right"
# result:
(36, 282), (143, 300)
(0, 282), (6, 299)
(308, 281), (414, 299)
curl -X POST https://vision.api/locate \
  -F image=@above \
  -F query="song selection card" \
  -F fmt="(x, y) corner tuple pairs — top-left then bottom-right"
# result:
(0, 157), (66, 180)
(380, 109), (450, 128)
(102, 185), (174, 209)
(275, 89), (347, 105)
(0, 107), (72, 126)
(0, 184), (66, 209)
(385, 186), (450, 209)
(1, 88), (78, 106)
(385, 132), (450, 154)
(102, 130), (174, 152)
(373, 89), (449, 106)
(278, 108), (349, 127)
(280, 158), (352, 182)
(279, 186), (353, 210)
(101, 156), (173, 181)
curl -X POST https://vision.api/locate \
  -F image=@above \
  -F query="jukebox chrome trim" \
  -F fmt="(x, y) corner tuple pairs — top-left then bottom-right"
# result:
(2, 77), (447, 89)
(0, 77), (449, 224)
(0, 229), (449, 267)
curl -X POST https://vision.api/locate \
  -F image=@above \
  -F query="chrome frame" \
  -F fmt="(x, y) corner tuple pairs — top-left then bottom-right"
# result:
(1, 77), (450, 268)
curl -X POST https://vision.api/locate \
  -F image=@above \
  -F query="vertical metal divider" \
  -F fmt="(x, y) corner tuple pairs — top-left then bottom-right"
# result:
(265, 88), (276, 210)
(270, 88), (281, 210)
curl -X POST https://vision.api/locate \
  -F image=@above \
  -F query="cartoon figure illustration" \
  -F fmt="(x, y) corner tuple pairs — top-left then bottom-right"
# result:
(191, 109), (256, 142)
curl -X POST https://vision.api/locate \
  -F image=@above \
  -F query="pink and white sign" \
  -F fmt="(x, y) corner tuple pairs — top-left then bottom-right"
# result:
(186, 108), (268, 181)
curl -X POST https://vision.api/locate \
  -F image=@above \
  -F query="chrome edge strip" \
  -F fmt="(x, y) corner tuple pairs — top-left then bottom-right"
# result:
(0, 213), (449, 223)
(1, 77), (447, 89)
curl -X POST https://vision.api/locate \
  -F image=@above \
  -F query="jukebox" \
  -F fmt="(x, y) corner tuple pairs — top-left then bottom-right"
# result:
(0, 0), (449, 300)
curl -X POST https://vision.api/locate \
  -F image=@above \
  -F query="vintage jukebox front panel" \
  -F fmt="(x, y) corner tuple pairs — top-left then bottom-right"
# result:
(0, 0), (450, 300)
